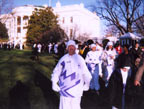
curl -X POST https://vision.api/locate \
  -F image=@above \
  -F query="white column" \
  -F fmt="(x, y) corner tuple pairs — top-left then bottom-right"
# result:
(12, 17), (15, 43)
(14, 16), (17, 48)
(20, 15), (23, 50)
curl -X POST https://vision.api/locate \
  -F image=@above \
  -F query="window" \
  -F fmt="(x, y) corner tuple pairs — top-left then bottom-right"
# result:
(17, 27), (21, 33)
(70, 17), (73, 23)
(17, 16), (21, 25)
(23, 16), (29, 25)
(62, 17), (65, 23)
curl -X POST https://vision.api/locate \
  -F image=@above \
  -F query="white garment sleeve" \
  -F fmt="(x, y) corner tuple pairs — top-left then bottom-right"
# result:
(80, 57), (92, 90)
(51, 60), (63, 92)
(51, 61), (62, 83)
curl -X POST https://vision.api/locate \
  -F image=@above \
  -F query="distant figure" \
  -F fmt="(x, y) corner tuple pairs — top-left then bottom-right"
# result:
(57, 42), (66, 59)
(102, 42), (117, 86)
(32, 43), (39, 60)
(37, 43), (42, 53)
(51, 40), (92, 109)
(115, 43), (123, 55)
(9, 80), (30, 109)
(54, 43), (58, 54)
(130, 42), (143, 68)
(48, 43), (53, 54)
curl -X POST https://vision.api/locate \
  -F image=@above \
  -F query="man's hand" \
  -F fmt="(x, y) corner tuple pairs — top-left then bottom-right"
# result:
(83, 84), (89, 91)
(134, 80), (141, 86)
(52, 83), (60, 92)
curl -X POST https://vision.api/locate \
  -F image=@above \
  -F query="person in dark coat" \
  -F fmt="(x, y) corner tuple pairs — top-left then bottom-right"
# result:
(106, 65), (134, 109)
(32, 43), (39, 60)
(57, 42), (66, 59)
(130, 42), (142, 62)
(106, 47), (135, 109)
(115, 44), (134, 69)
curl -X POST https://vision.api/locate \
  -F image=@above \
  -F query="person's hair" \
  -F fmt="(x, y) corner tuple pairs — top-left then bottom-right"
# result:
(106, 45), (113, 51)
(123, 44), (129, 49)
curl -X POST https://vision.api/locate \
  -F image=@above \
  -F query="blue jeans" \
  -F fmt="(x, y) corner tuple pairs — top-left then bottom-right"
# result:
(88, 64), (100, 91)
(102, 62), (108, 83)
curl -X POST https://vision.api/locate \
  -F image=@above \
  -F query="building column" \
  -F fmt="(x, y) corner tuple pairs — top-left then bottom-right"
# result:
(20, 15), (23, 50)
(12, 17), (15, 44)
(14, 16), (17, 48)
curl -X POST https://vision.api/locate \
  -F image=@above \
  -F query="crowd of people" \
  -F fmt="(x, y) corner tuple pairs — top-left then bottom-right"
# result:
(49, 39), (144, 109)
(1, 39), (144, 109)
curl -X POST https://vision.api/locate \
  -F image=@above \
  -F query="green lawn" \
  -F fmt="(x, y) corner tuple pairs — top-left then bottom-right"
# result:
(0, 49), (58, 109)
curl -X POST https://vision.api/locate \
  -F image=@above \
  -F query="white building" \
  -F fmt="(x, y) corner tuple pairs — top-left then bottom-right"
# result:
(0, 1), (100, 47)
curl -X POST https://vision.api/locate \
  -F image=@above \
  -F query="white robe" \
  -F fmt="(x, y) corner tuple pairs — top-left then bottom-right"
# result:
(105, 49), (117, 80)
(51, 53), (92, 97)
(51, 53), (92, 109)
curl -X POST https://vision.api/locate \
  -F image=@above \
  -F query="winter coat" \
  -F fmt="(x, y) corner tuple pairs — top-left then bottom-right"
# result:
(106, 69), (133, 109)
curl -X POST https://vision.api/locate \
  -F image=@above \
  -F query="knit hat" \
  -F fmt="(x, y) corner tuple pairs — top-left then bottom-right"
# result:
(66, 40), (76, 48)
(107, 42), (113, 46)
(90, 44), (96, 48)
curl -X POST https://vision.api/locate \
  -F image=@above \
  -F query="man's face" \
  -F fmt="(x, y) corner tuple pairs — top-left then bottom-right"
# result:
(135, 43), (139, 48)
(68, 45), (76, 55)
(91, 47), (96, 51)
(109, 45), (113, 49)
(121, 67), (129, 72)
(123, 46), (128, 52)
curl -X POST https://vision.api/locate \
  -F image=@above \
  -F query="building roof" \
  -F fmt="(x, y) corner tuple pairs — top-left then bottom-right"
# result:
(119, 32), (141, 40)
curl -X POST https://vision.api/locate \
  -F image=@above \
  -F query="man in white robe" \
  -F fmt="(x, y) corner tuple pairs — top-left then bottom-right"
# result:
(51, 40), (92, 109)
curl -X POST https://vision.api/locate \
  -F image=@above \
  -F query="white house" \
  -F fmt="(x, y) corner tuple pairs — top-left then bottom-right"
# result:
(0, 1), (101, 47)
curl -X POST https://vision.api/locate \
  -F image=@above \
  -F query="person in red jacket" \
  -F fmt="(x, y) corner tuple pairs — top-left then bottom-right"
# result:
(115, 43), (123, 55)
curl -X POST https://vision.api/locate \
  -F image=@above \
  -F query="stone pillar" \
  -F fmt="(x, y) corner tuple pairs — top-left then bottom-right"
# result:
(20, 15), (23, 50)
(14, 16), (17, 48)
(12, 17), (15, 45)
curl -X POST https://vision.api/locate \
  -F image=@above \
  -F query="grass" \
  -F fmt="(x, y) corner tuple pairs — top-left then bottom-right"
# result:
(0, 49), (58, 109)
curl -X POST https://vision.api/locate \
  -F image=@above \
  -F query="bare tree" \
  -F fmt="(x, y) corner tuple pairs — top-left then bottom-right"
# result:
(134, 15), (144, 36)
(133, 1), (144, 36)
(91, 0), (143, 35)
(105, 25), (121, 37)
(77, 33), (91, 42)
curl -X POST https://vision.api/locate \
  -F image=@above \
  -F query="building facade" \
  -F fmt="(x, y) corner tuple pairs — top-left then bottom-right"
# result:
(0, 1), (100, 46)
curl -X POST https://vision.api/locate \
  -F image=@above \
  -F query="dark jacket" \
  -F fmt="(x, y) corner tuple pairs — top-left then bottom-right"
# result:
(130, 47), (142, 60)
(107, 69), (133, 109)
